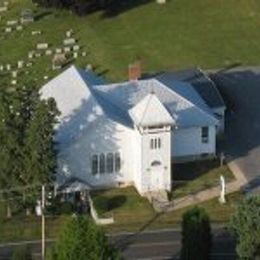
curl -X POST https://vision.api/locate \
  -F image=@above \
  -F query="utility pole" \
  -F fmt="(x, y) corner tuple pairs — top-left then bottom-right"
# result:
(41, 185), (45, 260)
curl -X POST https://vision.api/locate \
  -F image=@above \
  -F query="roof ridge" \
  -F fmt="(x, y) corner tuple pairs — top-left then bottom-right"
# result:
(153, 79), (218, 125)
(139, 93), (154, 127)
(197, 67), (226, 107)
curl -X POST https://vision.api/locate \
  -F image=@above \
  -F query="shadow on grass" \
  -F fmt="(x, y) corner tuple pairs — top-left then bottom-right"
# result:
(114, 212), (163, 251)
(101, 0), (153, 19)
(172, 159), (222, 181)
(34, 11), (53, 21)
(94, 194), (127, 214)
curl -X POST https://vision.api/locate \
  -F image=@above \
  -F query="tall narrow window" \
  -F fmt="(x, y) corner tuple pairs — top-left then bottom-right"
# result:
(158, 138), (161, 149)
(99, 154), (105, 174)
(106, 153), (114, 173)
(201, 127), (209, 143)
(92, 155), (98, 175)
(154, 138), (157, 149)
(115, 152), (121, 172)
(150, 139), (154, 149)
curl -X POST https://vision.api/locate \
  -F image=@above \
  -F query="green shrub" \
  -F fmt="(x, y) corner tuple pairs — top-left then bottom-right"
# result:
(12, 245), (32, 260)
(181, 207), (212, 260)
(60, 202), (74, 215)
(49, 216), (121, 260)
(229, 196), (260, 259)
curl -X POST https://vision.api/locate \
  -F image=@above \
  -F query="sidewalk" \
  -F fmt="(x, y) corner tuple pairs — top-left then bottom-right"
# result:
(153, 161), (248, 212)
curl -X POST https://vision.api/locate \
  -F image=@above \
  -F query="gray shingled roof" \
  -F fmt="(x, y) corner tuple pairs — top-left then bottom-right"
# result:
(157, 68), (225, 109)
(92, 79), (218, 128)
(41, 66), (219, 135)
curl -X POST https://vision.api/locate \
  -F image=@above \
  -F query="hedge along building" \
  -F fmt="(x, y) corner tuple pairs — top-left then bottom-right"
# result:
(40, 65), (225, 196)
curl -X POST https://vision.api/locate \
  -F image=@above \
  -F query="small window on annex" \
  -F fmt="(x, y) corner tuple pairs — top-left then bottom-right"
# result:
(92, 155), (98, 175)
(201, 127), (209, 143)
(106, 153), (114, 173)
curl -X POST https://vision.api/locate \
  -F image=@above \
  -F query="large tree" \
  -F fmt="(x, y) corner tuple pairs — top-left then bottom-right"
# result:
(48, 216), (120, 260)
(229, 196), (260, 259)
(181, 207), (212, 260)
(0, 81), (59, 216)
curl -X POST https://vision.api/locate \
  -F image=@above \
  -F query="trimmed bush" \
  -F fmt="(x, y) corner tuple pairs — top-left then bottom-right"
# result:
(12, 245), (32, 260)
(181, 207), (212, 260)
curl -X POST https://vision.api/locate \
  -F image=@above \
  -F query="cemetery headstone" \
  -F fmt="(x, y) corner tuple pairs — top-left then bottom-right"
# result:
(21, 9), (34, 24)
(11, 80), (17, 85)
(16, 25), (23, 31)
(37, 43), (48, 50)
(66, 29), (73, 38)
(17, 60), (24, 69)
(28, 51), (34, 59)
(73, 45), (80, 51)
(0, 7), (8, 13)
(52, 53), (67, 70)
(5, 27), (12, 33)
(32, 30), (41, 36)
(6, 20), (18, 26)
(64, 47), (71, 53)
(12, 71), (17, 78)
(45, 49), (53, 56)
(63, 38), (76, 46)
(86, 64), (93, 71)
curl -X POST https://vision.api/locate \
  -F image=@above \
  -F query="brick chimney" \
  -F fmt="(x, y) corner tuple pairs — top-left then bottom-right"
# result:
(128, 61), (142, 81)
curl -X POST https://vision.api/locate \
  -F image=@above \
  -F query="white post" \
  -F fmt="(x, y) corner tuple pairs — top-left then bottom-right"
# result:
(41, 185), (45, 260)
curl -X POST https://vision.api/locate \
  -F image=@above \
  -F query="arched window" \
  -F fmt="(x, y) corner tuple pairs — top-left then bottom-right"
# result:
(115, 152), (121, 172)
(99, 154), (105, 174)
(151, 160), (162, 167)
(106, 153), (114, 173)
(92, 155), (98, 175)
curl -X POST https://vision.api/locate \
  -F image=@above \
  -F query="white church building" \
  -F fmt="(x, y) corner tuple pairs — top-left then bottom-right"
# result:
(40, 65), (225, 195)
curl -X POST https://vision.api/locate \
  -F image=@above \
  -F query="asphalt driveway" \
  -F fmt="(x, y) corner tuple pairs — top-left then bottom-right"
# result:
(211, 67), (260, 194)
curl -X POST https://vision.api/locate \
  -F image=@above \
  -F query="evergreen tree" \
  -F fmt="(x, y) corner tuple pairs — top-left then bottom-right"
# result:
(229, 196), (260, 259)
(181, 207), (212, 260)
(48, 216), (121, 260)
(22, 97), (59, 213)
(0, 80), (59, 216)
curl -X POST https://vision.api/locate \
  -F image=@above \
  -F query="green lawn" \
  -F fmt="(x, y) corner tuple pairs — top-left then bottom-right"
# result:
(1, 0), (260, 84)
(92, 186), (242, 233)
(171, 160), (234, 199)
(0, 187), (243, 242)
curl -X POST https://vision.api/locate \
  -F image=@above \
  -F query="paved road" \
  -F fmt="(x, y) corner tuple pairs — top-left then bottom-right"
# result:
(0, 228), (236, 260)
(211, 67), (260, 194)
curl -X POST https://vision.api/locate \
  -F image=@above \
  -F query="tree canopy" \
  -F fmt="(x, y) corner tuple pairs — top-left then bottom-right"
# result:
(181, 206), (212, 260)
(48, 216), (120, 260)
(0, 79), (59, 216)
(229, 195), (260, 259)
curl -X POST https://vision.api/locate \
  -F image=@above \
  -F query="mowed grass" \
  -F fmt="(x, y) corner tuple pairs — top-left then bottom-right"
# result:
(92, 187), (243, 233)
(0, 188), (242, 241)
(171, 160), (234, 199)
(0, 0), (260, 83)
